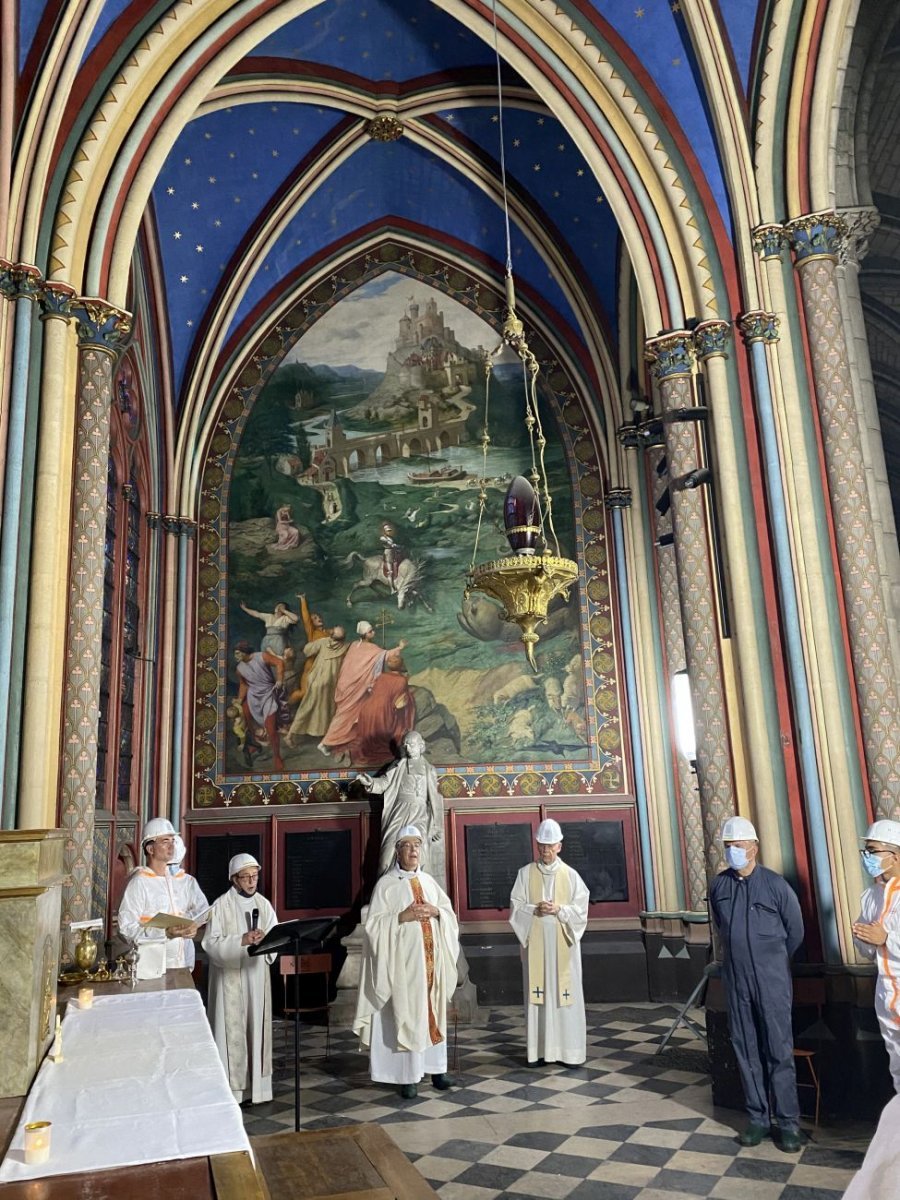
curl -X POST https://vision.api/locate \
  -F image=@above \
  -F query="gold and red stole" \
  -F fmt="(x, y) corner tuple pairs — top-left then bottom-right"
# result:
(410, 875), (444, 1045)
(527, 863), (574, 1007)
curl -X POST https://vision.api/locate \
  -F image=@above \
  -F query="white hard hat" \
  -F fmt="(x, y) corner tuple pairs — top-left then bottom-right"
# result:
(141, 817), (176, 846)
(862, 820), (900, 848)
(536, 818), (563, 844)
(228, 853), (260, 878)
(357, 620), (373, 636)
(396, 825), (422, 844)
(168, 835), (186, 866)
(722, 816), (758, 842)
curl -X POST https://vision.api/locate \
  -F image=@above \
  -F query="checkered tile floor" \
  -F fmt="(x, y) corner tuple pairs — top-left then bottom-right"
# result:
(241, 1004), (867, 1198)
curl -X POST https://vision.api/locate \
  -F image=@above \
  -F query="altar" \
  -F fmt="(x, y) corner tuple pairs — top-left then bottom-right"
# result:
(0, 989), (250, 1183)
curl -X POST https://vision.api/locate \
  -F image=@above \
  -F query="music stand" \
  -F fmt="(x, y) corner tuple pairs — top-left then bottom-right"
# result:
(249, 917), (338, 1130)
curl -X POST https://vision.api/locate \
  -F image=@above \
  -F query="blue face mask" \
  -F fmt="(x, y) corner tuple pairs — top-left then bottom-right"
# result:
(862, 851), (887, 878)
(725, 846), (749, 871)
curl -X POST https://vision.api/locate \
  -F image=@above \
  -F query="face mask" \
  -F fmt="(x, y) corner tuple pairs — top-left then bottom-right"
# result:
(862, 851), (887, 878)
(725, 846), (749, 871)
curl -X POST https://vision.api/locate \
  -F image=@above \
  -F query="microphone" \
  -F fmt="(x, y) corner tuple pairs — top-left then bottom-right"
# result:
(251, 908), (259, 931)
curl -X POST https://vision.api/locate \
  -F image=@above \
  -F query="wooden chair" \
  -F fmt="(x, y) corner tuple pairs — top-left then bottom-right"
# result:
(279, 952), (333, 1060)
(792, 976), (827, 1128)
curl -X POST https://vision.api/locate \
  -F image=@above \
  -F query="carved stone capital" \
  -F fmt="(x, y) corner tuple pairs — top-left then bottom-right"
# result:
(605, 489), (632, 510)
(738, 311), (780, 344)
(645, 331), (694, 378)
(836, 206), (880, 267)
(41, 279), (79, 320)
(73, 297), (133, 356)
(693, 320), (731, 361)
(0, 260), (44, 303)
(785, 211), (848, 264)
(616, 423), (642, 449)
(751, 224), (789, 260)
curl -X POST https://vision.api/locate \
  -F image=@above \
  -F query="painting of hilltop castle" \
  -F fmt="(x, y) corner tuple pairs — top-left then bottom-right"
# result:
(225, 272), (588, 775)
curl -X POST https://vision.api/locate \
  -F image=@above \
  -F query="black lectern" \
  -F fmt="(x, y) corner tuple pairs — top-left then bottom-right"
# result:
(249, 917), (338, 1130)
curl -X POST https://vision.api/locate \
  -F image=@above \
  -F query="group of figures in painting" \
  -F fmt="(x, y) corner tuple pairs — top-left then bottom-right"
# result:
(221, 279), (591, 777)
(231, 590), (415, 772)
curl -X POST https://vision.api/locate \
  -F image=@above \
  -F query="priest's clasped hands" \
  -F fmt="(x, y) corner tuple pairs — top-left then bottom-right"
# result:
(399, 901), (440, 924)
(533, 901), (561, 918)
(241, 928), (266, 947)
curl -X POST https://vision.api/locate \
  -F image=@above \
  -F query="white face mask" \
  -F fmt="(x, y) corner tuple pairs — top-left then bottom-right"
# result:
(725, 845), (750, 871)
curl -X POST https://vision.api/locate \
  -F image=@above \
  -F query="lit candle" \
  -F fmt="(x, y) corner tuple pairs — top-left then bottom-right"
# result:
(77, 987), (94, 1009)
(24, 1121), (51, 1165)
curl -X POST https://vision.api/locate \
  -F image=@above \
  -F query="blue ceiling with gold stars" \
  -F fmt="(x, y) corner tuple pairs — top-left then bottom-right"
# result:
(18, 0), (769, 406)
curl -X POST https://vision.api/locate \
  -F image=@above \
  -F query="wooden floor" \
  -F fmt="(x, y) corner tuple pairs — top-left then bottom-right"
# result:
(250, 1123), (439, 1200)
(0, 1126), (435, 1200)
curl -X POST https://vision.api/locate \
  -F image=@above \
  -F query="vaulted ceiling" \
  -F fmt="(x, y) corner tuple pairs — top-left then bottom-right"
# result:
(30, 0), (900, 538)
(17, 1), (771, 416)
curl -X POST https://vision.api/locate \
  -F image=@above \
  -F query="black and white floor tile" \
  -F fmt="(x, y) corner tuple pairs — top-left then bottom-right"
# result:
(241, 1004), (868, 1199)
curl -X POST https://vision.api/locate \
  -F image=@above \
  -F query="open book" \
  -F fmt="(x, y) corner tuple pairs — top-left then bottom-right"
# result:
(144, 911), (209, 930)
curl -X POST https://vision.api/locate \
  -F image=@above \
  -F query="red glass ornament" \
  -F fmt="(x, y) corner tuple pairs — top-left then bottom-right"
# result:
(504, 475), (540, 554)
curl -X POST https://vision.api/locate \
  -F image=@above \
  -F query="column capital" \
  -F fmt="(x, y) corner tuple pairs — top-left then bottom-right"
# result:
(751, 224), (789, 260)
(160, 515), (196, 537)
(616, 423), (642, 449)
(645, 331), (694, 378)
(605, 489), (632, 510)
(0, 259), (44, 303)
(785, 211), (848, 264)
(41, 279), (79, 321)
(738, 311), (780, 344)
(693, 320), (731, 360)
(836, 205), (880, 268)
(73, 297), (133, 356)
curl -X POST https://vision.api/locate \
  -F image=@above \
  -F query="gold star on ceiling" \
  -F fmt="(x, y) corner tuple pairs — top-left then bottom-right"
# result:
(635, 6), (645, 16)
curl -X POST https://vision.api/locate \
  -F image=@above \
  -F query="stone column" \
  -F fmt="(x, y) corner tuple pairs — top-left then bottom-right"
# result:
(645, 439), (705, 911)
(693, 320), (793, 873)
(786, 213), (900, 820)
(646, 333), (736, 878)
(59, 300), (132, 945)
(835, 206), (900, 682)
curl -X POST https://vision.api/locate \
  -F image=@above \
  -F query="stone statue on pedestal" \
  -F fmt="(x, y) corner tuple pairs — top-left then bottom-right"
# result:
(333, 730), (479, 1025)
(356, 730), (445, 884)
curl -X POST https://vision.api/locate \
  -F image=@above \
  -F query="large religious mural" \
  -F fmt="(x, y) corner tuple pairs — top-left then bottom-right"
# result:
(225, 273), (584, 773)
(193, 250), (624, 805)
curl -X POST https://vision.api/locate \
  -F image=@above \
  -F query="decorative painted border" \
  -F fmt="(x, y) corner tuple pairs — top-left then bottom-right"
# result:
(192, 244), (624, 805)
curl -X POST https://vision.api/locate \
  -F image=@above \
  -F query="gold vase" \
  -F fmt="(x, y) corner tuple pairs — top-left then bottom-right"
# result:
(73, 928), (98, 973)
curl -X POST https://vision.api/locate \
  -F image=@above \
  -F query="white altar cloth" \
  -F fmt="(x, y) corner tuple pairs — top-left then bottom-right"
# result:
(0, 989), (251, 1181)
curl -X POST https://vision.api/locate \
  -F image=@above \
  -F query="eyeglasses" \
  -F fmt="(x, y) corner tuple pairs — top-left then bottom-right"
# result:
(861, 847), (895, 857)
(235, 872), (259, 883)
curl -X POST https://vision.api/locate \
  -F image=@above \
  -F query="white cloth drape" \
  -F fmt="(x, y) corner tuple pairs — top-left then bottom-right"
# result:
(0, 991), (249, 1182)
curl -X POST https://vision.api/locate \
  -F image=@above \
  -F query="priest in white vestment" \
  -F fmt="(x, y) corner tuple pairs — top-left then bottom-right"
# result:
(118, 818), (208, 978)
(353, 825), (459, 1098)
(510, 818), (589, 1066)
(203, 853), (278, 1105)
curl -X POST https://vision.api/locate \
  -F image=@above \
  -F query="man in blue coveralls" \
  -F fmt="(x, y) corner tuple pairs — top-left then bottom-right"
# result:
(709, 816), (804, 1152)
